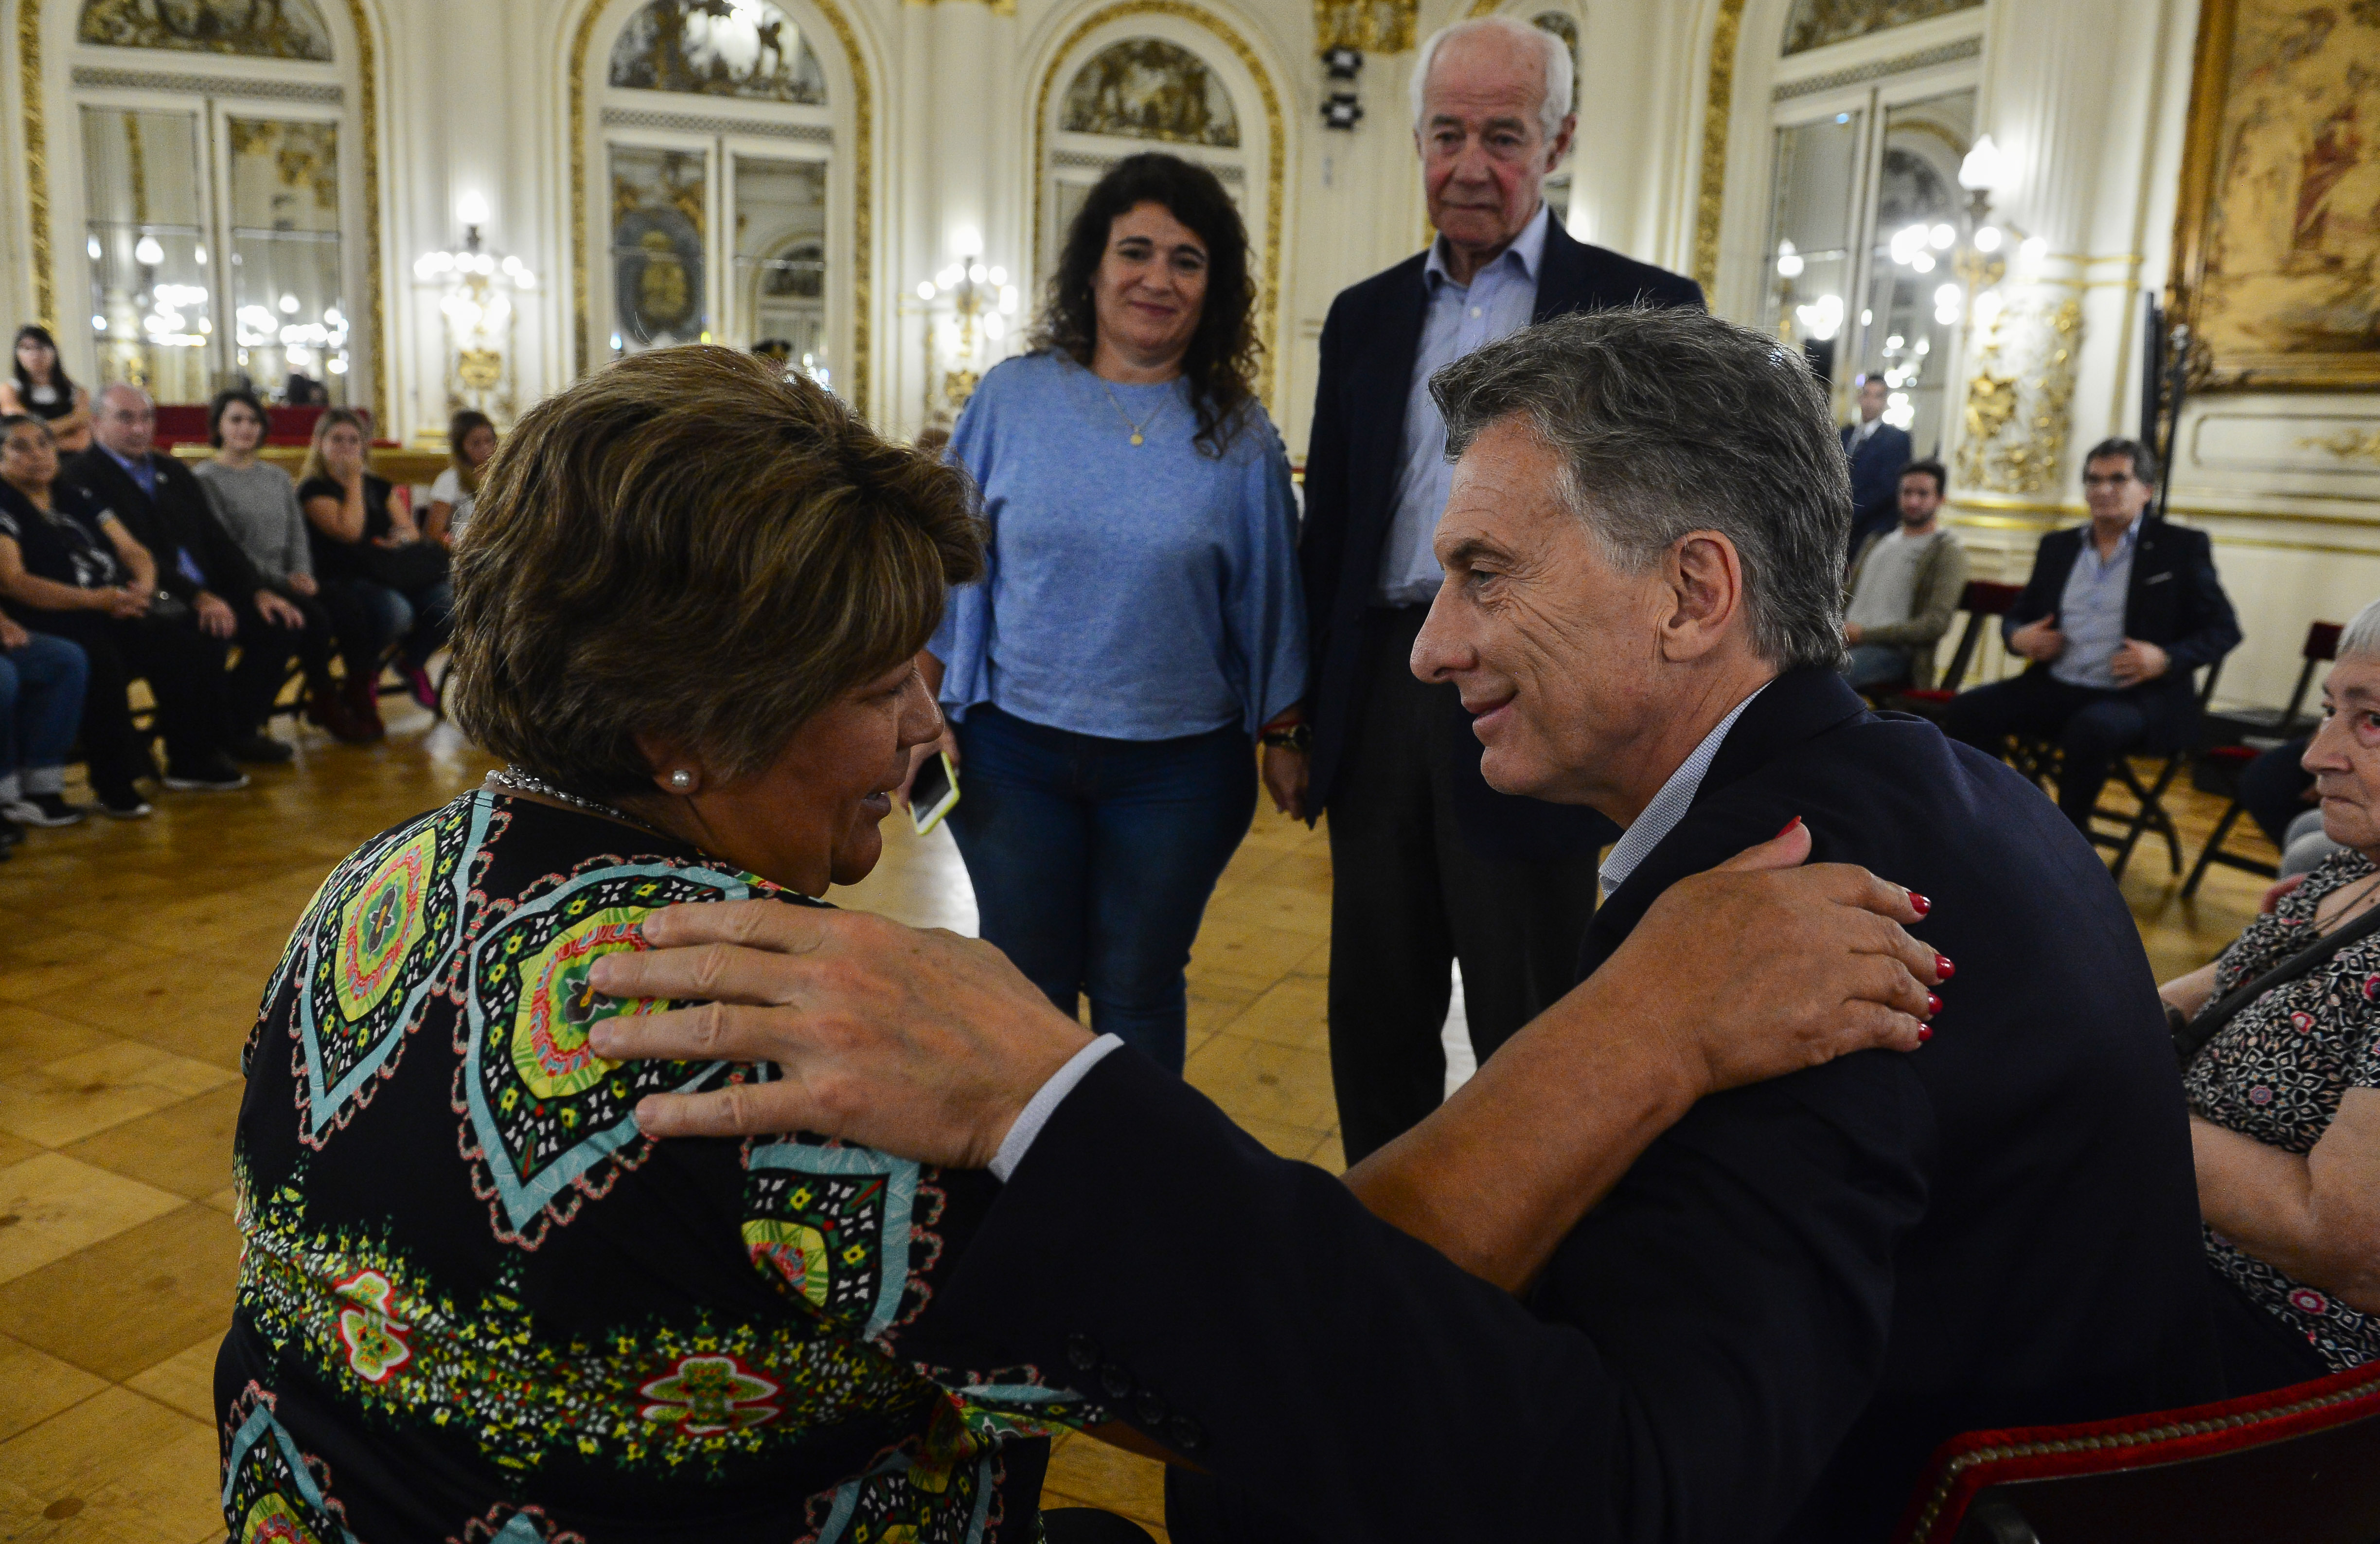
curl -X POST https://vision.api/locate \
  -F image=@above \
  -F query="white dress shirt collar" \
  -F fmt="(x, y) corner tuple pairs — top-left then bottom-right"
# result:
(1597, 684), (1769, 898)
(1424, 201), (1553, 291)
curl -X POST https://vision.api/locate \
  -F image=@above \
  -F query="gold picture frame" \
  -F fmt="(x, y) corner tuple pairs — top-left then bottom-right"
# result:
(2168, 0), (2380, 391)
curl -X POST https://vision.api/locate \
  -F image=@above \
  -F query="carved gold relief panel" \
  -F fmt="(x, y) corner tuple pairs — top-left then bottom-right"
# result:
(77, 0), (335, 60)
(1313, 0), (1413, 54)
(1957, 293), (2083, 496)
(1782, 0), (1982, 55)
(1061, 37), (1241, 146)
(609, 0), (829, 105)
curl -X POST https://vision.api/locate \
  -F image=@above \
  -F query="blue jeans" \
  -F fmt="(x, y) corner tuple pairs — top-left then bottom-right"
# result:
(344, 578), (454, 671)
(1843, 643), (1912, 690)
(0, 631), (89, 795)
(947, 705), (1256, 1073)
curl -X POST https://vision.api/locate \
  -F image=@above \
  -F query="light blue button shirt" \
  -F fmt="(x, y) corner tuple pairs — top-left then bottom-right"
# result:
(2048, 517), (2140, 691)
(1598, 686), (1767, 898)
(1375, 203), (1554, 605)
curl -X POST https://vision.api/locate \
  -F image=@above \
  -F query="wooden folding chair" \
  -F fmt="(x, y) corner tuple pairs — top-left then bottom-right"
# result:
(1883, 580), (2026, 721)
(2183, 619), (2342, 898)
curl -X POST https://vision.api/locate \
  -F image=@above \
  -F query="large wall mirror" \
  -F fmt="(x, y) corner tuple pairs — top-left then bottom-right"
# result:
(46, 0), (378, 411)
(579, 0), (863, 403)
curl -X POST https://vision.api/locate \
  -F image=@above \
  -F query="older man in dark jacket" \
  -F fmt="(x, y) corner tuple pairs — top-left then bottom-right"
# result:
(76, 383), (325, 771)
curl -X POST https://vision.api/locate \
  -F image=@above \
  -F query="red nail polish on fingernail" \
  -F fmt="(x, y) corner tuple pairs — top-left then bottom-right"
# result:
(1775, 816), (1802, 838)
(1918, 1025), (1934, 1044)
(1927, 992), (1943, 1016)
(1909, 892), (1933, 917)
(1935, 954), (1955, 981)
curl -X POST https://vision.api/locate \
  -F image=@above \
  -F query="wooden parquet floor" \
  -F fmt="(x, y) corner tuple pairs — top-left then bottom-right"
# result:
(0, 700), (2279, 1541)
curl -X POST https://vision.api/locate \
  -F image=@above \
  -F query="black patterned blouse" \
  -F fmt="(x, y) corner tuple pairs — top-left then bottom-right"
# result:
(2184, 846), (2380, 1373)
(219, 790), (1095, 1543)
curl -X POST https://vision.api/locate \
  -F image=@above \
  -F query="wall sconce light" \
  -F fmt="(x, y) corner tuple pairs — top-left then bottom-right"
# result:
(916, 250), (1019, 418)
(414, 198), (533, 429)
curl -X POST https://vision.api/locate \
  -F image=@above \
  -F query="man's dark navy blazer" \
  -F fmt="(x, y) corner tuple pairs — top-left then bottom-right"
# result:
(1298, 222), (1701, 858)
(1840, 419), (1914, 551)
(2001, 516), (2241, 749)
(914, 669), (2222, 1544)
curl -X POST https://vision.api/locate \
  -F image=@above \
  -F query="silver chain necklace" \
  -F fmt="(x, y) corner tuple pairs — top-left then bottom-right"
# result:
(486, 767), (675, 841)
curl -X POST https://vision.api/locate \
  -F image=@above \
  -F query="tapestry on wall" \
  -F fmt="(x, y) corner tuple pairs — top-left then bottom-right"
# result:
(2173, 0), (2380, 389)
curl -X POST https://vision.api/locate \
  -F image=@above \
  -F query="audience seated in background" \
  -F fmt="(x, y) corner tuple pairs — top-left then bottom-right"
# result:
(194, 389), (377, 744)
(424, 407), (494, 548)
(1942, 437), (2241, 834)
(1841, 457), (1967, 693)
(0, 610), (88, 848)
(73, 383), (314, 768)
(0, 413), (217, 816)
(2160, 595), (2380, 1393)
(1, 326), (91, 454)
(297, 409), (452, 725)
(1840, 374), (1913, 557)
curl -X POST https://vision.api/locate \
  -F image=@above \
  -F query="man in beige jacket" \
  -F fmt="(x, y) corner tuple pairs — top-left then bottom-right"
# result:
(1843, 457), (1967, 690)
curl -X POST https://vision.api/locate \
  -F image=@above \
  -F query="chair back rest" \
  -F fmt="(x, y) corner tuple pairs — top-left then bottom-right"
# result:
(2273, 620), (2346, 732)
(1936, 581), (2025, 694)
(1895, 1361), (2380, 1544)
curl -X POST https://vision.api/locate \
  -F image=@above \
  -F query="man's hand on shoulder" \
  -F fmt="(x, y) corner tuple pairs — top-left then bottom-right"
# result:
(585, 901), (1093, 1167)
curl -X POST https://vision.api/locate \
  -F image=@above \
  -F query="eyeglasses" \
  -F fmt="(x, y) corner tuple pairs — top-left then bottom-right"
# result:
(2082, 474), (2136, 491)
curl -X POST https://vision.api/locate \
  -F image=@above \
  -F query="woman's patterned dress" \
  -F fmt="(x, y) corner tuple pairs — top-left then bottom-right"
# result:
(2185, 846), (2380, 1373)
(218, 790), (1095, 1542)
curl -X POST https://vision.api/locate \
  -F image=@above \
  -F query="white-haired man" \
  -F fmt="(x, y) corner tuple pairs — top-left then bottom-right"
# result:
(1286, 16), (1704, 1164)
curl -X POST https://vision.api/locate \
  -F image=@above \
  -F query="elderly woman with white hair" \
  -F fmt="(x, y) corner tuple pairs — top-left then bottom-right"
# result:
(2162, 594), (2380, 1392)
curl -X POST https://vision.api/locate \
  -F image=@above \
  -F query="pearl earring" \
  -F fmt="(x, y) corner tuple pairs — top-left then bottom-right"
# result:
(668, 770), (693, 792)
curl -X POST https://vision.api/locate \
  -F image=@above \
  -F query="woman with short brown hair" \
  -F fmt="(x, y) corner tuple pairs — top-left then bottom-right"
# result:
(219, 346), (1136, 1542)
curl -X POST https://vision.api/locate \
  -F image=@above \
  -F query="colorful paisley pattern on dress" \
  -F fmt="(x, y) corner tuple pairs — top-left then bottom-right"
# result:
(225, 792), (1100, 1538)
(2186, 846), (2380, 1373)
(280, 800), (480, 1140)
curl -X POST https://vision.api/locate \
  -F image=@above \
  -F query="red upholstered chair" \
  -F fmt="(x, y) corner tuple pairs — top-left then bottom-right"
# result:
(1884, 579), (2026, 722)
(1891, 1359), (2380, 1544)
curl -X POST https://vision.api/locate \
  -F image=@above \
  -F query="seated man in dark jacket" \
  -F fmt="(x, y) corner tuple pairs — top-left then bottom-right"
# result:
(1940, 440), (2240, 833)
(586, 309), (2223, 1544)
(75, 383), (327, 771)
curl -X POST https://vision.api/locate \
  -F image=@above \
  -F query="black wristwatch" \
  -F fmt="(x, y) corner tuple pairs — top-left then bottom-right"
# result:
(1259, 723), (1311, 752)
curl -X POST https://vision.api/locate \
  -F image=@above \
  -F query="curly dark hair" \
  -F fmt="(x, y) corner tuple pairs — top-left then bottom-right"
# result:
(1030, 152), (1260, 457)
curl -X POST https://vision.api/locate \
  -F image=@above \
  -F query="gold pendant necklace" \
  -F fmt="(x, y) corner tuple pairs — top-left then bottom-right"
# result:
(1099, 379), (1169, 447)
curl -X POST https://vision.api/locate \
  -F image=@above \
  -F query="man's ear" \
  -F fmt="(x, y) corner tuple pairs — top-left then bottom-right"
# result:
(1657, 532), (1745, 663)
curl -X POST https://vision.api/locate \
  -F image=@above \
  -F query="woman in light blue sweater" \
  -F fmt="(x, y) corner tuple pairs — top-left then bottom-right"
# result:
(921, 153), (1307, 1073)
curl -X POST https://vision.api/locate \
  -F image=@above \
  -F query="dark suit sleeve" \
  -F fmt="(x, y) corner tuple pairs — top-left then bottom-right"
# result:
(1297, 293), (1357, 707)
(2002, 532), (2063, 646)
(914, 1047), (1931, 1544)
(2159, 529), (2241, 676)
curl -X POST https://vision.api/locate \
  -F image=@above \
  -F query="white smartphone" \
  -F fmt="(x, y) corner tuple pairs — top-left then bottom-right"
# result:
(908, 751), (960, 837)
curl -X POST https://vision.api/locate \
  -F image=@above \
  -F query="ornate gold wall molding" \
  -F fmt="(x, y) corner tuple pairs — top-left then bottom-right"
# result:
(1030, 0), (1285, 408)
(2301, 428), (2380, 467)
(1316, 0), (1415, 52)
(1691, 0), (1745, 295)
(19, 1), (54, 327)
(16, 0), (388, 422)
(1956, 292), (2084, 496)
(569, 0), (874, 414)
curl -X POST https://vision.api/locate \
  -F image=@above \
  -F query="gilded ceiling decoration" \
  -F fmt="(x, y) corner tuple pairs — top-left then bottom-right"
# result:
(1061, 37), (1241, 147)
(1782, 0), (1982, 55)
(609, 0), (828, 105)
(77, 0), (335, 61)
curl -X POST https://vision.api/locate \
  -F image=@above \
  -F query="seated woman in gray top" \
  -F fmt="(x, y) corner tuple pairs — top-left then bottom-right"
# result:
(194, 389), (377, 742)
